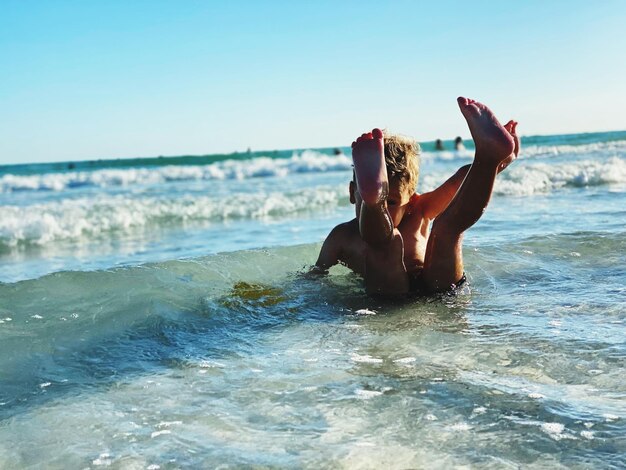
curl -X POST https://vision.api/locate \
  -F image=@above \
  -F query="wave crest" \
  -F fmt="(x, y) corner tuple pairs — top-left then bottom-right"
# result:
(495, 157), (626, 196)
(0, 151), (352, 193)
(0, 186), (346, 247)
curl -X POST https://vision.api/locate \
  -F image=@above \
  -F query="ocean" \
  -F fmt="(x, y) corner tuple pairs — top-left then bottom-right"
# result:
(1, 131), (625, 468)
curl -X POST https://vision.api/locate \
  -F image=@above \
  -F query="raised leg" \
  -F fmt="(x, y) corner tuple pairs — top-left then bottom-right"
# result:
(423, 97), (517, 292)
(351, 128), (393, 247)
(352, 129), (409, 294)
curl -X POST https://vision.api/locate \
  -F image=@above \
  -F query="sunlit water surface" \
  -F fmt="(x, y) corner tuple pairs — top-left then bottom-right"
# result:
(1, 134), (625, 468)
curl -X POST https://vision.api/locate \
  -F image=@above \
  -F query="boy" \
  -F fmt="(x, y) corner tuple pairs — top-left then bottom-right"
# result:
(315, 97), (519, 296)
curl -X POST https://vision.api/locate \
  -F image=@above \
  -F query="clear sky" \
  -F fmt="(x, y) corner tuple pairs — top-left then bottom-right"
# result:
(1, 0), (625, 164)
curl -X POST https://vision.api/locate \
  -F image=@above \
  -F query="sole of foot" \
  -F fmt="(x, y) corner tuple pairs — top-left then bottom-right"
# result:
(457, 97), (515, 163)
(352, 128), (388, 206)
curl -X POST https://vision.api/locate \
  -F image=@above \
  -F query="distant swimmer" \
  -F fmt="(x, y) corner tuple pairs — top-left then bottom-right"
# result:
(455, 136), (465, 151)
(333, 148), (344, 156)
(435, 139), (445, 151)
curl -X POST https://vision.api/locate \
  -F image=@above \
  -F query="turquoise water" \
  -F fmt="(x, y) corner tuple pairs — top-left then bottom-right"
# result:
(1, 132), (625, 468)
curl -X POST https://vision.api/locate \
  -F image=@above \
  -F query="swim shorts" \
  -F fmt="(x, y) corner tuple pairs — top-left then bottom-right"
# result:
(409, 271), (468, 296)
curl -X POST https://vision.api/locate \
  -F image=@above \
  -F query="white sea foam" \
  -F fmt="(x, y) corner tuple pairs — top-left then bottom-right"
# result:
(494, 156), (626, 196)
(0, 150), (352, 193)
(2, 143), (625, 253)
(393, 357), (417, 364)
(350, 353), (383, 364)
(540, 422), (566, 440)
(0, 186), (345, 247)
(354, 308), (377, 315)
(4, 139), (625, 194)
(519, 139), (626, 160)
(354, 389), (383, 399)
(420, 138), (626, 162)
(92, 453), (113, 466)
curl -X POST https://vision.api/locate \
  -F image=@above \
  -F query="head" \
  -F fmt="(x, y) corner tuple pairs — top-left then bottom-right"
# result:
(350, 131), (420, 227)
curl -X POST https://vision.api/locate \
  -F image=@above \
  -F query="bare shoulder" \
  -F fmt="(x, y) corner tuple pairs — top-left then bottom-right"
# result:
(329, 219), (359, 240)
(322, 219), (360, 254)
(315, 219), (360, 271)
(413, 191), (438, 221)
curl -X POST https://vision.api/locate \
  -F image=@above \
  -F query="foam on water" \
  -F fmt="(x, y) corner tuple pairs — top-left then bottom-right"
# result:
(494, 156), (626, 196)
(1, 155), (625, 250)
(0, 242), (623, 467)
(2, 137), (625, 194)
(1, 131), (625, 468)
(519, 138), (626, 160)
(0, 150), (352, 193)
(0, 185), (346, 248)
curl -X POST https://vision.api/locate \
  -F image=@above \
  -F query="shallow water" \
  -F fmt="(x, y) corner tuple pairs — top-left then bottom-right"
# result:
(1, 133), (625, 468)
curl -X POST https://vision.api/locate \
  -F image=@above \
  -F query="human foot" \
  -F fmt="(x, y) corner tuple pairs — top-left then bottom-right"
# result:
(457, 97), (515, 165)
(498, 120), (520, 173)
(352, 128), (388, 206)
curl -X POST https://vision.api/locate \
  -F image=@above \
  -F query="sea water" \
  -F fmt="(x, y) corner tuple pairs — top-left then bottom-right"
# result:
(0, 132), (625, 468)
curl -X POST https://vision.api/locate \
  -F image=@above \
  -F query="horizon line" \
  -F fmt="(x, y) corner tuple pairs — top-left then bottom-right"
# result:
(1, 128), (625, 168)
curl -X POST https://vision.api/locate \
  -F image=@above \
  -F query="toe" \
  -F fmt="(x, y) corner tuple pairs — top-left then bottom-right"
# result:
(458, 97), (480, 116)
(372, 128), (383, 139)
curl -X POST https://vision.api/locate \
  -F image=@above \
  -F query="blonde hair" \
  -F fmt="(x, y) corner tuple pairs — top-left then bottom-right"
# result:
(383, 131), (420, 194)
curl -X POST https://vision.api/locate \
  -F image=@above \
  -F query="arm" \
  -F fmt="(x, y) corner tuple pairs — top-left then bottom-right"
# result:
(418, 164), (471, 220)
(418, 131), (519, 222)
(313, 225), (344, 273)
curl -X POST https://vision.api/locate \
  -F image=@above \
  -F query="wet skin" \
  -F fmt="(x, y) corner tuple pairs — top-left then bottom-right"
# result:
(316, 97), (519, 295)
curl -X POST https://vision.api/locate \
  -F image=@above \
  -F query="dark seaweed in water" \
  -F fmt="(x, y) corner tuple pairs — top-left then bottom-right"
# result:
(221, 281), (290, 308)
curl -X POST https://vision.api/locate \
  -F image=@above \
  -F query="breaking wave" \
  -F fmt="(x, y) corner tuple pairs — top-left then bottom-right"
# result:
(0, 151), (352, 193)
(0, 186), (346, 248)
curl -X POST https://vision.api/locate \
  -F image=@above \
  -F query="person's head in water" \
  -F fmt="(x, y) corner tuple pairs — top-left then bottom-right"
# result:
(435, 139), (444, 151)
(454, 136), (465, 150)
(350, 131), (420, 226)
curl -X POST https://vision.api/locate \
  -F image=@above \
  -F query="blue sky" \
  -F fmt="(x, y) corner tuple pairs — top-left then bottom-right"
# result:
(1, 0), (625, 164)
